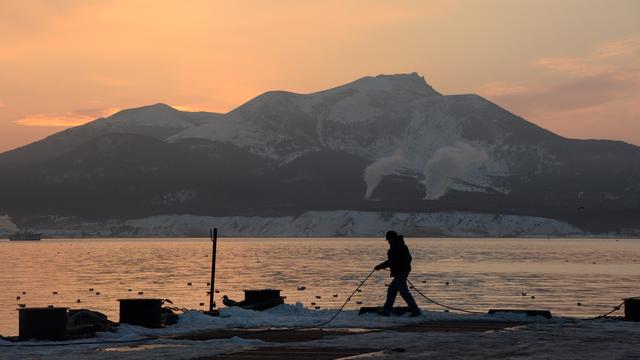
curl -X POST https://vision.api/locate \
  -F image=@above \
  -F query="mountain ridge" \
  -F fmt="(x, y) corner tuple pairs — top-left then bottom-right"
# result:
(1, 73), (639, 235)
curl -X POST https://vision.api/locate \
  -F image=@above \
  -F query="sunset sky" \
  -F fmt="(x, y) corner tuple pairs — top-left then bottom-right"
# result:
(1, 0), (639, 153)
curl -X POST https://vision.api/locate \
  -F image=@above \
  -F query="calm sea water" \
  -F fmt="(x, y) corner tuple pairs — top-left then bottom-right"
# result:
(1, 238), (639, 336)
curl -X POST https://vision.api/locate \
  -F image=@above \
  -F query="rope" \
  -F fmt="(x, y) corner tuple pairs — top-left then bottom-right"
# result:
(587, 300), (625, 320)
(406, 278), (484, 314)
(407, 279), (637, 320)
(298, 268), (377, 329)
(200, 268), (377, 337)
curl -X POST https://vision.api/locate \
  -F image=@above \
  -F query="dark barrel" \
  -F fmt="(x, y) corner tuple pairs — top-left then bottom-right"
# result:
(244, 289), (281, 303)
(118, 299), (162, 328)
(625, 297), (640, 321)
(18, 307), (68, 341)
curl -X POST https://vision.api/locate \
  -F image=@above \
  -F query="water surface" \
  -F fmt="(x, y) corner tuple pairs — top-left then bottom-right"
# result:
(1, 237), (638, 336)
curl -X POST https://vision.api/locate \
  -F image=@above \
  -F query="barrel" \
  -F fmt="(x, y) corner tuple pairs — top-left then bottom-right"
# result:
(118, 299), (162, 328)
(18, 307), (68, 341)
(625, 297), (640, 321)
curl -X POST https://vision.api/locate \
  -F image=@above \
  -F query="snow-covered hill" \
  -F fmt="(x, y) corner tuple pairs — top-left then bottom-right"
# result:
(167, 73), (559, 200)
(29, 210), (587, 238)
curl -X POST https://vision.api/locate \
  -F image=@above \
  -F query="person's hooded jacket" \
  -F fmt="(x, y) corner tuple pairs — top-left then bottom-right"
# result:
(378, 236), (412, 277)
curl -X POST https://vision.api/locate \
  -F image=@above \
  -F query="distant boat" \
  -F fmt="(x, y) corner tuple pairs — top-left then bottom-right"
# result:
(9, 231), (42, 241)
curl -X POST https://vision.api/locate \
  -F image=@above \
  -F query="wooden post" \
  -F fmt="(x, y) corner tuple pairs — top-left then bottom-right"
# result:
(209, 228), (218, 312)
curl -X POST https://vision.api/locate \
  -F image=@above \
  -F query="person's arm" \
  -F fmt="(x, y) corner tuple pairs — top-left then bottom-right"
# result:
(374, 260), (389, 270)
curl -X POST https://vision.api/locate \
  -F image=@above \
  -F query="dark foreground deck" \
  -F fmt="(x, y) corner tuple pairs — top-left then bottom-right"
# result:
(195, 347), (382, 360)
(164, 320), (526, 359)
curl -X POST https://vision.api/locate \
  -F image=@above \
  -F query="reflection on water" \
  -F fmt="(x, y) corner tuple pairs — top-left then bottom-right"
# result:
(1, 238), (639, 336)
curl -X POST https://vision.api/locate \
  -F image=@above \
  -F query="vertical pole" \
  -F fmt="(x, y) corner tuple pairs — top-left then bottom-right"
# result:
(209, 227), (217, 312)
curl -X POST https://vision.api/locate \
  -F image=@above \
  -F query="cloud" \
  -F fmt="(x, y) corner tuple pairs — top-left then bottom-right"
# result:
(535, 56), (612, 77)
(495, 73), (636, 113)
(15, 107), (120, 127)
(480, 35), (640, 145)
(488, 68), (640, 145)
(422, 142), (489, 200)
(16, 114), (96, 127)
(596, 38), (640, 58)
(535, 35), (640, 77)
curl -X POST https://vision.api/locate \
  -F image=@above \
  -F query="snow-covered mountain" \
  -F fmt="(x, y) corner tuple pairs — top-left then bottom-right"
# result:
(0, 103), (220, 165)
(1, 73), (639, 236)
(169, 74), (500, 199)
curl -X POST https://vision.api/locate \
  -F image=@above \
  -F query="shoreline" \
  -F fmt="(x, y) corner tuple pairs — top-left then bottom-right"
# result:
(2, 235), (640, 240)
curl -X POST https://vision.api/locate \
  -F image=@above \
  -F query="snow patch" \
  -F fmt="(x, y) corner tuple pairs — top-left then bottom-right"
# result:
(326, 92), (382, 124)
(0, 215), (18, 237)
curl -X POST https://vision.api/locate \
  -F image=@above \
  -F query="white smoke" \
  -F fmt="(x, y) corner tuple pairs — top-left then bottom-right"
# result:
(363, 149), (408, 199)
(422, 142), (489, 200)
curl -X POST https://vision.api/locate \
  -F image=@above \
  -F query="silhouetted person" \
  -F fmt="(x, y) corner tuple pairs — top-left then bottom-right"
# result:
(374, 230), (421, 316)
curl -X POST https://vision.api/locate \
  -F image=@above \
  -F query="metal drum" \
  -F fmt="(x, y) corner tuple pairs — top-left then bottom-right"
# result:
(244, 289), (281, 303)
(18, 307), (68, 341)
(118, 299), (162, 328)
(625, 297), (640, 321)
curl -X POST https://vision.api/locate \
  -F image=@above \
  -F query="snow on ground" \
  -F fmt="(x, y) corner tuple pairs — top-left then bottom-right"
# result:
(32, 210), (585, 238)
(306, 320), (640, 360)
(112, 210), (586, 237)
(0, 215), (18, 237)
(1, 304), (638, 359)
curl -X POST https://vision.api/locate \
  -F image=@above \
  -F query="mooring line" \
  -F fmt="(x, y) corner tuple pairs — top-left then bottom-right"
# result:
(406, 278), (485, 314)
(408, 278), (637, 320)
(299, 268), (377, 329)
(587, 300), (626, 320)
(190, 268), (378, 339)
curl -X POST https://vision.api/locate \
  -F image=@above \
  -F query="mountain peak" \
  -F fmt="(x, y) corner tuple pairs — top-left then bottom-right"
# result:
(146, 102), (176, 110)
(343, 72), (441, 96)
(92, 102), (201, 131)
(114, 103), (177, 116)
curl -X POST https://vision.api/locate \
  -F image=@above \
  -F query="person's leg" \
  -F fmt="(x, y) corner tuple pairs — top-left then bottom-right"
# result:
(382, 277), (399, 315)
(395, 273), (421, 315)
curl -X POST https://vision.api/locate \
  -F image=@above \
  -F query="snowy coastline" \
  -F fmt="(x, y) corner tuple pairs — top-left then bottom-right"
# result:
(0, 211), (596, 239)
(1, 304), (638, 359)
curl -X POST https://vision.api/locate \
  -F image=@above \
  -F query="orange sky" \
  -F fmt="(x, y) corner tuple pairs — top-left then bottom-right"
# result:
(1, 0), (639, 153)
